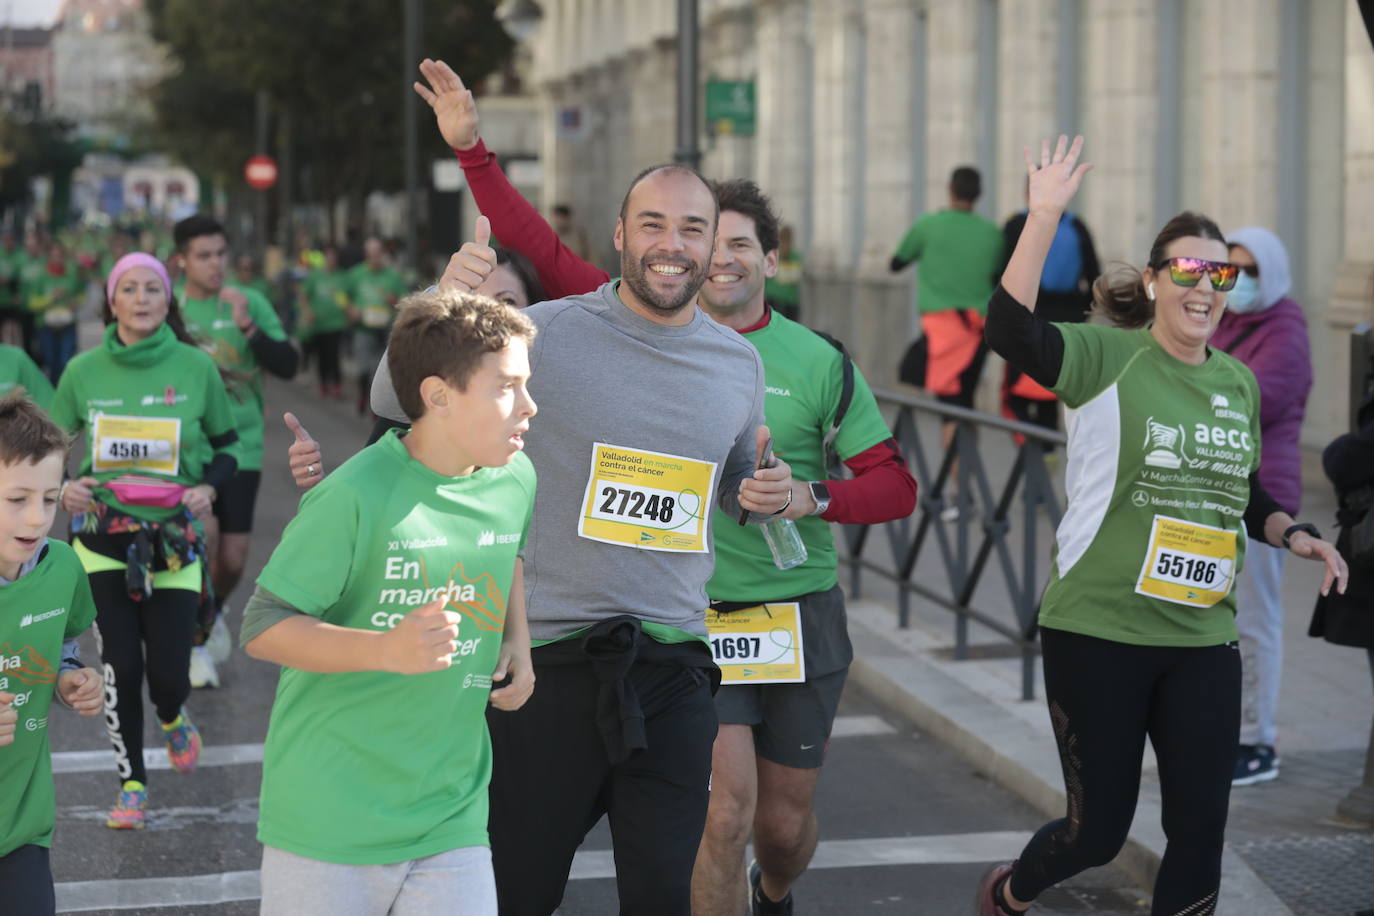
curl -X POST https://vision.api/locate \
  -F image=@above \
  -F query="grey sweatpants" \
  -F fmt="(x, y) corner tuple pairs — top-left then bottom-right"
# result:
(259, 844), (496, 916)
(1236, 542), (1286, 748)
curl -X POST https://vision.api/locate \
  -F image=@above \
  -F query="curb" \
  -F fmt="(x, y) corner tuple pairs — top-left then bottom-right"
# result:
(844, 599), (1294, 915)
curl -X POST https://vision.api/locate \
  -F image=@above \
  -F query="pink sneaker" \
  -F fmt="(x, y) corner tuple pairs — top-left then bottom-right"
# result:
(161, 708), (201, 773)
(106, 780), (147, 829)
(974, 861), (1019, 915)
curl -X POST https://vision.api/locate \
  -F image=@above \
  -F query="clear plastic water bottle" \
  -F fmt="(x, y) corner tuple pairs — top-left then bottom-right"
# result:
(760, 516), (808, 570)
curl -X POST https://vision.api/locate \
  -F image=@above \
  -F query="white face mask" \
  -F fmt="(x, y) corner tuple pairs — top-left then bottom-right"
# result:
(1226, 271), (1260, 313)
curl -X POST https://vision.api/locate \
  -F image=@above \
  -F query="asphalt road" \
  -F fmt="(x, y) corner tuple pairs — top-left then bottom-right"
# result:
(43, 374), (1152, 914)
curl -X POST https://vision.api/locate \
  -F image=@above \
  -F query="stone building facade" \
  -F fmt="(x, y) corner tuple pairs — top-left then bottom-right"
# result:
(529, 0), (1373, 445)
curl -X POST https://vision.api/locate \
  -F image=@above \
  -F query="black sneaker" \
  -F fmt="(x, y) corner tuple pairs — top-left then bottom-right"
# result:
(749, 859), (794, 916)
(1232, 744), (1279, 786)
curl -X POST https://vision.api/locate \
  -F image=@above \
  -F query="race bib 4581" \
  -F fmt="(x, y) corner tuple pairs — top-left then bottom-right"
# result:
(92, 415), (181, 476)
(577, 442), (716, 552)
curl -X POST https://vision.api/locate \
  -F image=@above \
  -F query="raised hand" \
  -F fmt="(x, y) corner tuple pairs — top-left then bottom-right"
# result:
(439, 215), (498, 295)
(1025, 135), (1092, 219)
(284, 412), (324, 490)
(380, 599), (465, 675)
(414, 58), (480, 152)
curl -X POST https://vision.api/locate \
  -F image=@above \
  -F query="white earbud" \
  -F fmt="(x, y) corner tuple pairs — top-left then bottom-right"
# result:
(1146, 282), (1156, 301)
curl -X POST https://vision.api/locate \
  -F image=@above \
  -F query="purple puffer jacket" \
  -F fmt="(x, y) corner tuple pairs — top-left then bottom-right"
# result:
(1210, 297), (1312, 514)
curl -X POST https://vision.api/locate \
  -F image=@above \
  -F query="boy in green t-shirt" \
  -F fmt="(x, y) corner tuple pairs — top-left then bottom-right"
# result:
(242, 290), (537, 916)
(0, 394), (103, 912)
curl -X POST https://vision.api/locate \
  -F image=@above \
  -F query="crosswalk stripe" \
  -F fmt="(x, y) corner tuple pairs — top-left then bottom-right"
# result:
(828, 714), (896, 738)
(51, 716), (894, 776)
(51, 742), (264, 774)
(54, 831), (1028, 912)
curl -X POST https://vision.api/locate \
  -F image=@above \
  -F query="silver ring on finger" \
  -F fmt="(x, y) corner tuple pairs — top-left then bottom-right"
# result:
(307, 464), (317, 476)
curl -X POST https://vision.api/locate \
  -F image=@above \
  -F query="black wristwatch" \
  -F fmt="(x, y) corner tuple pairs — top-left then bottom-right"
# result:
(808, 481), (832, 516)
(1281, 522), (1320, 549)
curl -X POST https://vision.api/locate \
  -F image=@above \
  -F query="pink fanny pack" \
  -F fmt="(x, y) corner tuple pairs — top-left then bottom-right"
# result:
(105, 475), (188, 508)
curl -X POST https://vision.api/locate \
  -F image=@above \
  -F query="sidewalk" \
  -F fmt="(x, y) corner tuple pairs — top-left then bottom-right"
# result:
(847, 444), (1374, 916)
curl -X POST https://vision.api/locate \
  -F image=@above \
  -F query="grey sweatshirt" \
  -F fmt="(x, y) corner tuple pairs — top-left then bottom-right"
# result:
(372, 282), (766, 641)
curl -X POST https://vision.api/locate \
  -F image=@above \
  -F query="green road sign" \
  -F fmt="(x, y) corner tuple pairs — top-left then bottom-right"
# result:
(706, 81), (756, 137)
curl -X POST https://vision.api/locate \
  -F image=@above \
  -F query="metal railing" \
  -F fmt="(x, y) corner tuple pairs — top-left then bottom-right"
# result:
(839, 387), (1066, 700)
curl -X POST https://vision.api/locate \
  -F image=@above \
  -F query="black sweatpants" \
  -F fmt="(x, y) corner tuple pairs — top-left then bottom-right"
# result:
(88, 570), (199, 785)
(0, 844), (55, 916)
(1009, 627), (1241, 916)
(486, 661), (717, 916)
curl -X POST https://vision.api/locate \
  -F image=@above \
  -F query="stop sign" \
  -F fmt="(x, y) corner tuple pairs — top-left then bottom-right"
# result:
(244, 155), (278, 190)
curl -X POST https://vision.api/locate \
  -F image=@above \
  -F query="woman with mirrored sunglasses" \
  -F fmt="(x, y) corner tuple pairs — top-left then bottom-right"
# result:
(1208, 228), (1312, 789)
(973, 136), (1346, 916)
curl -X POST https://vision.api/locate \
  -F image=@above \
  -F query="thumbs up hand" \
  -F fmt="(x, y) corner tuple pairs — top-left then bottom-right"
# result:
(284, 412), (325, 491)
(439, 215), (498, 296)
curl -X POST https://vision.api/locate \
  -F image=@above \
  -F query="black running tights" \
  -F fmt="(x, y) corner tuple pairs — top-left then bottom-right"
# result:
(1007, 627), (1240, 916)
(88, 570), (199, 785)
(313, 331), (342, 389)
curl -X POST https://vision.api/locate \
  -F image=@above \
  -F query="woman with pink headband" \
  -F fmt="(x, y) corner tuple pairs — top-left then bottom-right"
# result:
(48, 253), (240, 829)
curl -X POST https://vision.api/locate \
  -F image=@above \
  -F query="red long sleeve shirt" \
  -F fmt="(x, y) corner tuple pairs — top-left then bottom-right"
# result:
(455, 142), (916, 525)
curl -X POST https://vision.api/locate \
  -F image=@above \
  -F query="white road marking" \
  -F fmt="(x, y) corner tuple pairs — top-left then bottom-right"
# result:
(828, 714), (897, 738)
(51, 717), (893, 777)
(55, 832), (1028, 911)
(51, 742), (264, 774)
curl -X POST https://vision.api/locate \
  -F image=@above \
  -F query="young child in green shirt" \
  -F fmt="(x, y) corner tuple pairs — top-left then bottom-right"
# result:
(0, 393), (103, 915)
(243, 289), (538, 916)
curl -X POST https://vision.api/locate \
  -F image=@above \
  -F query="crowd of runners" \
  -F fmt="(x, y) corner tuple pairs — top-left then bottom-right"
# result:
(0, 57), (1356, 916)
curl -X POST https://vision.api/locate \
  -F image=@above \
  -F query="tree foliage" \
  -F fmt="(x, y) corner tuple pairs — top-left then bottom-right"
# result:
(0, 114), (84, 218)
(145, 0), (512, 201)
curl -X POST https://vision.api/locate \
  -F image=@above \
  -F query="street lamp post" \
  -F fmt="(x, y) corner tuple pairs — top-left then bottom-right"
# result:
(403, 0), (421, 275)
(674, 0), (700, 170)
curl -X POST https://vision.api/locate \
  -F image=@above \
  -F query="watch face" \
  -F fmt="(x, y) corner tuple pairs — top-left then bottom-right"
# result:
(810, 481), (831, 501)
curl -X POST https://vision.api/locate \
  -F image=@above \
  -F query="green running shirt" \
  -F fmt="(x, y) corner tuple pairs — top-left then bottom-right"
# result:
(892, 209), (1003, 315)
(706, 312), (892, 601)
(49, 323), (240, 522)
(255, 430), (535, 864)
(0, 541), (98, 856)
(1042, 322), (1262, 646)
(0, 344), (53, 407)
(181, 285), (289, 471)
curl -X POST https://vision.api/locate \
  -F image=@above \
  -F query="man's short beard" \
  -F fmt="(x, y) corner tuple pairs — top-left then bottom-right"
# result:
(621, 254), (706, 314)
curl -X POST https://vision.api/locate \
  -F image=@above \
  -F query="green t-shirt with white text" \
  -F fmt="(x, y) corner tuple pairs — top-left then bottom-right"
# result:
(255, 430), (535, 864)
(48, 322), (240, 522)
(181, 286), (289, 471)
(0, 344), (54, 407)
(0, 541), (98, 856)
(1041, 322), (1261, 646)
(706, 313), (893, 601)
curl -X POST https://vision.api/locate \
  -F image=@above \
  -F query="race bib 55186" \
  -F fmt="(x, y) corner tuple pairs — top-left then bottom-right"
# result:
(1134, 514), (1237, 608)
(92, 415), (181, 476)
(578, 442), (716, 552)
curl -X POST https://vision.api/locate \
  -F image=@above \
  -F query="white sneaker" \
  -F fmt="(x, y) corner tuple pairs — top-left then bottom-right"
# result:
(189, 645), (220, 689)
(206, 614), (232, 666)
